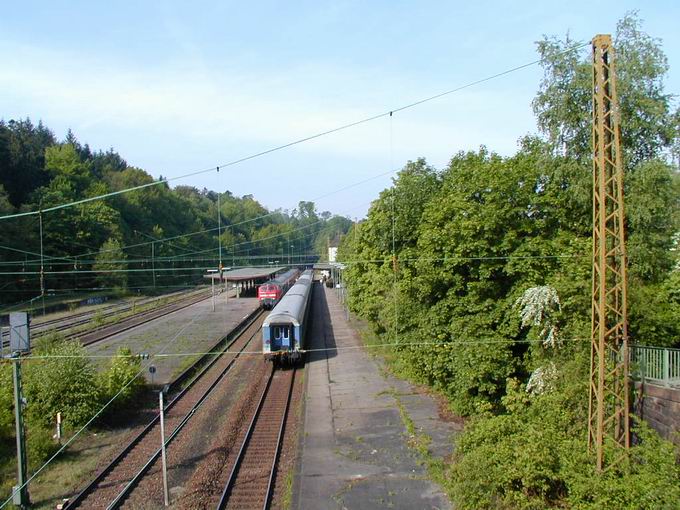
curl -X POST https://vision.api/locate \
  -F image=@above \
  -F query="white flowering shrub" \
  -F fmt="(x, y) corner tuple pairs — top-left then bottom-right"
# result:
(515, 286), (561, 347)
(526, 362), (558, 394)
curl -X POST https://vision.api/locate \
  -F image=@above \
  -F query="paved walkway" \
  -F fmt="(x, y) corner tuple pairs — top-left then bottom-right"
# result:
(295, 284), (456, 510)
(87, 294), (258, 385)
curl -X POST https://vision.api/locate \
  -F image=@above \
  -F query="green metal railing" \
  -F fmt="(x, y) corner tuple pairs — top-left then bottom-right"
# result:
(630, 345), (680, 387)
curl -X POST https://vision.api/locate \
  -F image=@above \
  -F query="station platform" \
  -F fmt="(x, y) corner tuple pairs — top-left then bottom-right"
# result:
(294, 285), (456, 509)
(87, 293), (259, 386)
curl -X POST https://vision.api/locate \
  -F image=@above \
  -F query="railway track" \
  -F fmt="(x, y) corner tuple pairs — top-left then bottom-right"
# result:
(1, 287), (213, 349)
(217, 365), (296, 510)
(30, 287), (196, 331)
(63, 310), (264, 510)
(2, 287), (198, 335)
(73, 289), (214, 347)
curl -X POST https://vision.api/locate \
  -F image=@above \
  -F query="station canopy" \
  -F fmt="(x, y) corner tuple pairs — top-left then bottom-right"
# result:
(313, 263), (345, 270)
(203, 266), (285, 282)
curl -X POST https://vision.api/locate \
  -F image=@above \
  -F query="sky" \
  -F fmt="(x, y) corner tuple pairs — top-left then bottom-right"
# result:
(1, 1), (678, 219)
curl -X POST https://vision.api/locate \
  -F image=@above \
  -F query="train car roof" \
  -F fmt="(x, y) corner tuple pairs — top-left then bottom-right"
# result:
(265, 268), (299, 286)
(263, 271), (313, 327)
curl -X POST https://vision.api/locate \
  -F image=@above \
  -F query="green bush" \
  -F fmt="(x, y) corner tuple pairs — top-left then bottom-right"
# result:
(27, 425), (59, 469)
(100, 346), (145, 411)
(337, 14), (680, 510)
(0, 364), (15, 441)
(448, 356), (680, 509)
(23, 339), (101, 429)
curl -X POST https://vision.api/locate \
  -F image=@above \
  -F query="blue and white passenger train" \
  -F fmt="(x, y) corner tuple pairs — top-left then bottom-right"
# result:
(262, 269), (313, 363)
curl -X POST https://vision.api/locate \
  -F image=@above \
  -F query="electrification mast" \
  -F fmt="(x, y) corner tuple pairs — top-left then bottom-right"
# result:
(588, 34), (630, 470)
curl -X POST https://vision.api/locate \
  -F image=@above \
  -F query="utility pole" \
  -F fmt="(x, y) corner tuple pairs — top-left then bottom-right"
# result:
(588, 34), (630, 471)
(39, 207), (45, 315)
(12, 355), (29, 508)
(151, 241), (156, 290)
(159, 391), (169, 507)
(218, 193), (222, 267)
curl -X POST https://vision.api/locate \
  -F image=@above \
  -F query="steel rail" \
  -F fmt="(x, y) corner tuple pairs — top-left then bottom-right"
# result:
(2, 287), (201, 330)
(29, 288), (195, 327)
(40, 287), (204, 326)
(106, 323), (262, 510)
(63, 309), (263, 509)
(216, 365), (296, 510)
(217, 366), (275, 510)
(263, 367), (296, 510)
(73, 290), (213, 347)
(1, 287), (211, 349)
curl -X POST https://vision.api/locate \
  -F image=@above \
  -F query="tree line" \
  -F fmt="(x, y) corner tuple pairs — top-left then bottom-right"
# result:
(0, 124), (351, 305)
(337, 13), (680, 508)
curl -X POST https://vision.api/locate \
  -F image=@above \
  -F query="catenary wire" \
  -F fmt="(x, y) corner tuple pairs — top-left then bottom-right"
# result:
(0, 41), (590, 222)
(0, 300), (212, 509)
(4, 336), (592, 362)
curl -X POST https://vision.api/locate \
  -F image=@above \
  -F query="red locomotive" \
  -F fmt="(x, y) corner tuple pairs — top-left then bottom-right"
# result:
(257, 269), (300, 309)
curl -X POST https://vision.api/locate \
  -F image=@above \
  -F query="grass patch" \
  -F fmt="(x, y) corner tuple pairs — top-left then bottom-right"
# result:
(41, 289), (205, 341)
(280, 467), (295, 510)
(391, 392), (451, 500)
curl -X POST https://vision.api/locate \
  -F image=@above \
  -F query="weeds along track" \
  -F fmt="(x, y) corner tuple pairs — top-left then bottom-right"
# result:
(4, 287), (202, 334)
(1, 287), (214, 349)
(2, 289), (211, 347)
(63, 310), (264, 510)
(73, 289), (214, 347)
(217, 364), (297, 510)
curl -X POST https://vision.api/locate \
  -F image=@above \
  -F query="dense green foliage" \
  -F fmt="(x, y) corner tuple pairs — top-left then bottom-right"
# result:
(449, 356), (680, 509)
(339, 13), (680, 508)
(101, 346), (145, 413)
(23, 338), (102, 429)
(0, 338), (149, 476)
(533, 14), (679, 166)
(0, 125), (351, 304)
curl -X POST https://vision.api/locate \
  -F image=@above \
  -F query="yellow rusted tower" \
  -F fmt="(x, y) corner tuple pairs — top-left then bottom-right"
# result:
(588, 34), (630, 470)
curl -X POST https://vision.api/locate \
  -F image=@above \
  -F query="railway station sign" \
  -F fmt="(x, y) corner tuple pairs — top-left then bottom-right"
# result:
(9, 312), (30, 352)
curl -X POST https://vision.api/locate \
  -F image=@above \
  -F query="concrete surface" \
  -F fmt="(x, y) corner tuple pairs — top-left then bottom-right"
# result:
(295, 285), (457, 510)
(87, 294), (259, 385)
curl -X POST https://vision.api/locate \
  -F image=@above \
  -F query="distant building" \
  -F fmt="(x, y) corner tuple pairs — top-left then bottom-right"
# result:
(327, 234), (342, 263)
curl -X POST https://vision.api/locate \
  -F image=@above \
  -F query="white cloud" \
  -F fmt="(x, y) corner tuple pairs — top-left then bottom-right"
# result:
(0, 40), (536, 163)
(0, 39), (539, 217)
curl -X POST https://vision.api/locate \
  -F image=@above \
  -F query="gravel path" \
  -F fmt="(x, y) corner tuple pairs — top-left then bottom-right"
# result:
(87, 295), (259, 385)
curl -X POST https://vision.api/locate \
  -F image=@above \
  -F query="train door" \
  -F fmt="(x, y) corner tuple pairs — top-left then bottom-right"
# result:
(273, 325), (291, 351)
(281, 325), (291, 349)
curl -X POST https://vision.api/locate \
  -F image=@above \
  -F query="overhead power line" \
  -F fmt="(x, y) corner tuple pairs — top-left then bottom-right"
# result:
(5, 336), (592, 362)
(0, 41), (590, 223)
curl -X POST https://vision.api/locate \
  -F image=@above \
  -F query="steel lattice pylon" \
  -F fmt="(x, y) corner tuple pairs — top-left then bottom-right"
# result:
(588, 34), (630, 471)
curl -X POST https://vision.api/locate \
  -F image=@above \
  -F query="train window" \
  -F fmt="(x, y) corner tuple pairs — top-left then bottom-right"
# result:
(274, 327), (281, 339)
(282, 327), (289, 340)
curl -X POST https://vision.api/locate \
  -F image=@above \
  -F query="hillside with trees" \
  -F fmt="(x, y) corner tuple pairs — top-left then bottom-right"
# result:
(337, 13), (680, 509)
(0, 126), (351, 306)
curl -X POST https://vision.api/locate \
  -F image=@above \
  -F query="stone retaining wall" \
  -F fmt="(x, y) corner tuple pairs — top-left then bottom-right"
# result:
(633, 381), (680, 445)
